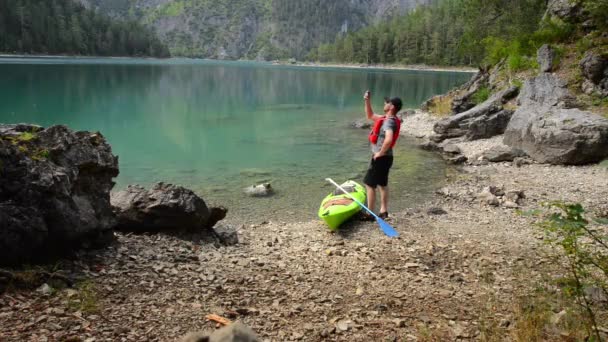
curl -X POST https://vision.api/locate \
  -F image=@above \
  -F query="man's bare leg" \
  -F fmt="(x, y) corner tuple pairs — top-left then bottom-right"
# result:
(378, 185), (388, 214)
(365, 185), (376, 213)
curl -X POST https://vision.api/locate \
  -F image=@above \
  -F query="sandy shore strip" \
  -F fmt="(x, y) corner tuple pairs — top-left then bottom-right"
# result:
(273, 61), (478, 73)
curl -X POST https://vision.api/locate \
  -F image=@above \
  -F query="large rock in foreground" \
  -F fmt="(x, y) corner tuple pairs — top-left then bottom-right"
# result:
(112, 183), (226, 232)
(504, 75), (608, 164)
(0, 124), (119, 265)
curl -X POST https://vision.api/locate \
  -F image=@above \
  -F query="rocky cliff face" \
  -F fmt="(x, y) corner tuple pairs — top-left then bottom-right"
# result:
(0, 124), (119, 265)
(425, 0), (608, 165)
(80, 0), (429, 59)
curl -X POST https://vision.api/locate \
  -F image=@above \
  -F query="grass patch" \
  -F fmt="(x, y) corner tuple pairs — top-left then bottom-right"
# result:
(161, 1), (185, 17)
(477, 282), (594, 341)
(472, 86), (491, 104)
(428, 95), (453, 117)
(18, 131), (36, 142)
(32, 148), (49, 161)
(17, 145), (28, 154)
(512, 79), (524, 89)
(510, 292), (551, 342)
(68, 280), (101, 314)
(6, 130), (38, 145)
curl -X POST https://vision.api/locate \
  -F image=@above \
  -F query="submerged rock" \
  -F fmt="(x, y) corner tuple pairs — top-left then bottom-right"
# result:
(351, 119), (372, 129)
(0, 124), (118, 265)
(244, 183), (274, 197)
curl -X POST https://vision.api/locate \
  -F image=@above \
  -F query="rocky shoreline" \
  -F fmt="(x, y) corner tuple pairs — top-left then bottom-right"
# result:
(274, 60), (478, 73)
(2, 1), (607, 338)
(1, 110), (606, 341)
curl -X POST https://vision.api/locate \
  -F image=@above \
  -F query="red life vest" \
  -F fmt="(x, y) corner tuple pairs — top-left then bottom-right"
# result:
(369, 116), (401, 148)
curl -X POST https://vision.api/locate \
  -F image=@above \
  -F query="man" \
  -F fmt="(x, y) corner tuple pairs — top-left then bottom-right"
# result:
(362, 90), (402, 220)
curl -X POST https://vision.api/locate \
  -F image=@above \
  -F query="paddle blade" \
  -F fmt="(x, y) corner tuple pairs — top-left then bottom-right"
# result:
(376, 217), (399, 238)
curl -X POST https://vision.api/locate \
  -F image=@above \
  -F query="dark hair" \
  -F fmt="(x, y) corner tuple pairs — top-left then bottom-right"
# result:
(384, 97), (403, 113)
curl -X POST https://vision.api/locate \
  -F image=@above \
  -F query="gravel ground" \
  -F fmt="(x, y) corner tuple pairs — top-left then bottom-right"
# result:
(1, 112), (607, 342)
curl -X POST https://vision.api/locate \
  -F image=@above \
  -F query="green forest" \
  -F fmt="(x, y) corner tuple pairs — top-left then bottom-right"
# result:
(308, 0), (548, 66)
(309, 0), (608, 67)
(0, 0), (170, 57)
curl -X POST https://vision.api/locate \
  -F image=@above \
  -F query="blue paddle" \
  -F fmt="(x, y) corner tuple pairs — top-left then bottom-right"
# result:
(325, 178), (399, 238)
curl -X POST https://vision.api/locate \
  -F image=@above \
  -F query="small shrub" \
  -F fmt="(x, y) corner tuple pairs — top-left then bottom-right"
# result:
(532, 18), (576, 46)
(472, 86), (491, 104)
(583, 0), (608, 31)
(552, 45), (566, 70)
(512, 79), (524, 89)
(508, 54), (538, 72)
(576, 37), (596, 55)
(539, 202), (608, 341)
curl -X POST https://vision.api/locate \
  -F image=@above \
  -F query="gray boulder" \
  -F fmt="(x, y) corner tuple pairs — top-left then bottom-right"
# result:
(477, 187), (499, 206)
(0, 124), (118, 265)
(537, 44), (557, 73)
(579, 51), (608, 96)
(480, 145), (526, 162)
(467, 109), (514, 141)
(505, 74), (608, 164)
(505, 106), (608, 164)
(546, 0), (581, 22)
(442, 143), (462, 155)
(580, 51), (607, 84)
(417, 139), (441, 152)
(445, 154), (467, 165)
(517, 73), (574, 108)
(111, 183), (224, 232)
(433, 86), (519, 142)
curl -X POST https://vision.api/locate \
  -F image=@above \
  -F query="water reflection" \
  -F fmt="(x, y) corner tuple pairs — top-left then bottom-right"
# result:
(0, 59), (472, 222)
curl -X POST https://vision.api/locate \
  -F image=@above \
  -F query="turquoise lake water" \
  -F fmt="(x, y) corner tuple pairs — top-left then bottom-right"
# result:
(0, 58), (472, 222)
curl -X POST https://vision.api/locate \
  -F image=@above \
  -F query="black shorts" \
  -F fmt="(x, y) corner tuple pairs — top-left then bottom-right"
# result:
(363, 155), (394, 188)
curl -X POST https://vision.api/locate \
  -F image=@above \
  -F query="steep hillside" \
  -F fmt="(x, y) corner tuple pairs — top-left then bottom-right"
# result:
(79, 0), (430, 59)
(0, 0), (170, 57)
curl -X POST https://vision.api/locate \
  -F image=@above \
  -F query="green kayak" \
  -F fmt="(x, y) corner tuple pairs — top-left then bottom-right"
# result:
(318, 180), (366, 231)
